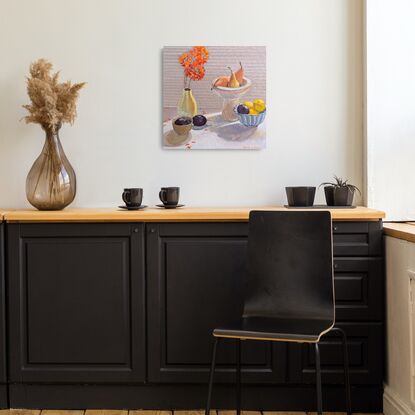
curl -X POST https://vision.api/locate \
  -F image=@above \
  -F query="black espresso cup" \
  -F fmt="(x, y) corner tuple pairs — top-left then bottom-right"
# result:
(122, 188), (143, 207)
(159, 187), (180, 206)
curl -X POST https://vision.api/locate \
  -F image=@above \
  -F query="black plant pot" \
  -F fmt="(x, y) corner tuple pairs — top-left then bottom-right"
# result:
(324, 186), (355, 206)
(285, 186), (316, 207)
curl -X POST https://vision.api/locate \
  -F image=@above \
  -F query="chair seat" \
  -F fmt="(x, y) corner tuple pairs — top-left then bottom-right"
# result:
(213, 316), (334, 343)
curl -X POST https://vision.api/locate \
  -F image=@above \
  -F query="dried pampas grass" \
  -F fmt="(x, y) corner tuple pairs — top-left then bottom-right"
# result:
(23, 58), (86, 132)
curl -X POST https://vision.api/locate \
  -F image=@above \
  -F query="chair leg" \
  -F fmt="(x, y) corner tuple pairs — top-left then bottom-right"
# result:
(236, 339), (241, 415)
(331, 327), (352, 415)
(205, 337), (219, 415)
(315, 342), (323, 415)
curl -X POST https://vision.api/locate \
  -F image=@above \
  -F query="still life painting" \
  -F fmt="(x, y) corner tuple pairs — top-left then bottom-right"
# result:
(163, 46), (266, 150)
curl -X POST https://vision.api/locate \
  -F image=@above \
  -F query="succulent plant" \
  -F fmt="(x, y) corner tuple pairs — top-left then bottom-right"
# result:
(319, 175), (361, 195)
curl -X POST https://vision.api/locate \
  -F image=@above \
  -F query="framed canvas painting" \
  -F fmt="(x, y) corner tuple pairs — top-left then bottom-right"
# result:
(163, 46), (266, 150)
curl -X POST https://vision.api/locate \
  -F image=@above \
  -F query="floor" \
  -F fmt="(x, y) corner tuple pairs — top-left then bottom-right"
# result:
(0, 410), (382, 415)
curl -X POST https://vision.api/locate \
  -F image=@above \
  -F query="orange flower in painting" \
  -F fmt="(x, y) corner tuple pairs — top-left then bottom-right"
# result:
(178, 52), (189, 67)
(179, 46), (209, 87)
(192, 46), (209, 64)
(184, 64), (205, 81)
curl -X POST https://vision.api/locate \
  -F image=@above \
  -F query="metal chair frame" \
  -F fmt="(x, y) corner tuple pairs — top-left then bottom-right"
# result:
(205, 327), (351, 415)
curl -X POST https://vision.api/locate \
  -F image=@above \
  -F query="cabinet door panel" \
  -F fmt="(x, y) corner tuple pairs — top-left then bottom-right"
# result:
(334, 258), (384, 321)
(147, 223), (286, 384)
(8, 223), (145, 383)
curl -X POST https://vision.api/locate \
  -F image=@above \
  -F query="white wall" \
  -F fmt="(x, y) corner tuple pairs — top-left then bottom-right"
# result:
(0, 0), (363, 208)
(366, 0), (415, 220)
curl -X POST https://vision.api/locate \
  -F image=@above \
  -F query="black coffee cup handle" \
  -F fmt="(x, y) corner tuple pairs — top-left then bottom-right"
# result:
(122, 191), (131, 205)
(159, 189), (167, 204)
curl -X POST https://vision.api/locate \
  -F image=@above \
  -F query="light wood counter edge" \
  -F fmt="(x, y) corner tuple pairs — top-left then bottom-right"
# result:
(384, 223), (415, 244)
(2, 206), (385, 223)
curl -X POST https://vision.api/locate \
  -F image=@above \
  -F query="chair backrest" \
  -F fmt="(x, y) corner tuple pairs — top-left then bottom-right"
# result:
(244, 211), (334, 323)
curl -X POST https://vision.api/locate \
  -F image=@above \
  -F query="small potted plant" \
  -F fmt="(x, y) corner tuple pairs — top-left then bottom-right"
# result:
(319, 176), (361, 206)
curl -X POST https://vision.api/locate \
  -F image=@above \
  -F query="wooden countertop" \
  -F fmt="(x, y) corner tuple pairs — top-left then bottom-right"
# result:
(0, 206), (385, 223)
(383, 222), (415, 243)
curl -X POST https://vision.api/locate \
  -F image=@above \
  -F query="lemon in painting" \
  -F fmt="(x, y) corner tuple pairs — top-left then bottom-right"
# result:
(253, 99), (266, 113)
(249, 108), (259, 115)
(243, 101), (254, 110)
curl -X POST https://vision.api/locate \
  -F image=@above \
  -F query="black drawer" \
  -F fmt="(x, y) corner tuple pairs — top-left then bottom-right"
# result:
(333, 221), (382, 257)
(289, 322), (383, 385)
(156, 221), (382, 257)
(334, 233), (370, 256)
(332, 222), (369, 234)
(334, 258), (383, 321)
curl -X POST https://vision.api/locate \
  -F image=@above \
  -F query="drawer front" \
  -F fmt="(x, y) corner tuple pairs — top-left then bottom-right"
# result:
(332, 222), (369, 234)
(289, 322), (383, 385)
(334, 258), (383, 321)
(333, 221), (382, 257)
(334, 233), (370, 256)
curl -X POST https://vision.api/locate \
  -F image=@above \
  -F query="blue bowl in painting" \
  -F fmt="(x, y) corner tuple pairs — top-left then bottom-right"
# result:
(234, 106), (266, 127)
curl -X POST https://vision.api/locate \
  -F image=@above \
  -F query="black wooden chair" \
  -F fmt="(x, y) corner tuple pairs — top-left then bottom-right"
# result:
(205, 211), (351, 415)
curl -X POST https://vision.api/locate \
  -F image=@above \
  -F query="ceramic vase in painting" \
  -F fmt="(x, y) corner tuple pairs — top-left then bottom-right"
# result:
(177, 88), (197, 118)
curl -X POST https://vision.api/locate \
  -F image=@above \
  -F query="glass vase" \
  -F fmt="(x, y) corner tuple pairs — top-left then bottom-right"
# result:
(177, 88), (197, 117)
(26, 125), (76, 210)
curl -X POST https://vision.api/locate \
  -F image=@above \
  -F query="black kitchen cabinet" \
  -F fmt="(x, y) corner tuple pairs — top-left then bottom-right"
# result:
(147, 221), (384, 388)
(7, 223), (146, 383)
(147, 222), (286, 383)
(5, 218), (384, 411)
(0, 224), (8, 407)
